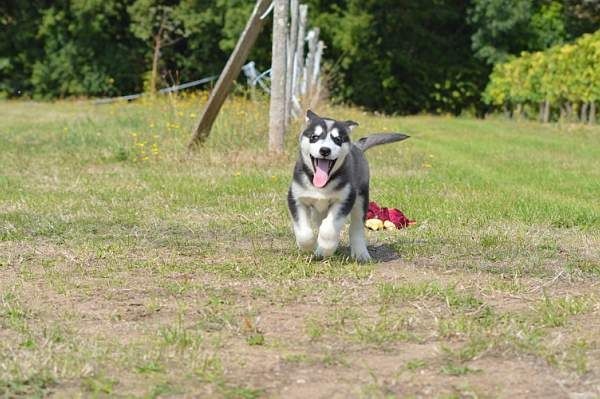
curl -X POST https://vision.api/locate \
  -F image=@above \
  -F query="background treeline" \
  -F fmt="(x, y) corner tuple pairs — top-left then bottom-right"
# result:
(484, 31), (599, 123)
(1, 0), (599, 114)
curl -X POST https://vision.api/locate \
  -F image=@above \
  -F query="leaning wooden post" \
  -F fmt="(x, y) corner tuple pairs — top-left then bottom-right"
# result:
(268, 0), (289, 153)
(188, 0), (271, 149)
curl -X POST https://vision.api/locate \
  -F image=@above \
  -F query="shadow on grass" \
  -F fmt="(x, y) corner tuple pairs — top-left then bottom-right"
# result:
(337, 244), (401, 263)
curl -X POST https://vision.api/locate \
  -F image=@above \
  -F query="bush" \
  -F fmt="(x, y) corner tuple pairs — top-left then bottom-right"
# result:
(484, 30), (600, 121)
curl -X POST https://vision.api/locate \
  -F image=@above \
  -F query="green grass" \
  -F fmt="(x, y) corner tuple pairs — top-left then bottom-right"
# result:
(0, 96), (599, 397)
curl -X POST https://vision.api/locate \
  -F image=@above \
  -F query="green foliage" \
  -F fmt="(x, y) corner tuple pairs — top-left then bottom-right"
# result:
(169, 0), (272, 84)
(1, 0), (597, 113)
(29, 0), (145, 98)
(0, 0), (47, 96)
(530, 2), (566, 49)
(128, 1), (183, 43)
(311, 0), (489, 115)
(468, 0), (535, 65)
(468, 0), (597, 65)
(484, 30), (600, 107)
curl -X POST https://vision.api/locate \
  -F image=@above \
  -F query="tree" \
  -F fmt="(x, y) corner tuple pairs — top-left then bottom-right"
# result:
(171, 0), (272, 85)
(30, 0), (144, 98)
(468, 0), (599, 66)
(310, 0), (488, 115)
(0, 0), (48, 97)
(128, 0), (186, 93)
(468, 0), (537, 65)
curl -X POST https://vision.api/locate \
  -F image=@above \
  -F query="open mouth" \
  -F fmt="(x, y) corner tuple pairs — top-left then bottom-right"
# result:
(311, 156), (336, 188)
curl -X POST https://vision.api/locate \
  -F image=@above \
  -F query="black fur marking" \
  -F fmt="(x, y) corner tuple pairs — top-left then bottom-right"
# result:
(301, 162), (314, 180)
(287, 187), (298, 222)
(331, 179), (349, 191)
(301, 116), (351, 146)
(358, 183), (369, 220)
(331, 121), (351, 144)
(292, 157), (314, 185)
(327, 167), (346, 187)
(338, 188), (356, 218)
(302, 120), (328, 142)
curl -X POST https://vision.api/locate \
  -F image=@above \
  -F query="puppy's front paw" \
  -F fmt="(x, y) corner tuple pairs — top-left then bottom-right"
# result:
(351, 248), (372, 263)
(296, 229), (316, 252)
(315, 244), (337, 258)
(315, 235), (339, 258)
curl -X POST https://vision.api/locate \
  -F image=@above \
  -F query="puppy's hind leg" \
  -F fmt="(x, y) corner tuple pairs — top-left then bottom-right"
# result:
(349, 195), (371, 263)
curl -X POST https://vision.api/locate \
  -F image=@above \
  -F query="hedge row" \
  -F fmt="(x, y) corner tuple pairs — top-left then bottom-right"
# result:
(484, 30), (600, 122)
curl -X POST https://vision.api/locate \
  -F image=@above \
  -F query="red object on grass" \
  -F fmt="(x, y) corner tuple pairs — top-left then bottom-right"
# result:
(366, 201), (415, 229)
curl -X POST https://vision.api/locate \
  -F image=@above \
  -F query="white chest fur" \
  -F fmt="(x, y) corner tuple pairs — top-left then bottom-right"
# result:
(291, 176), (350, 213)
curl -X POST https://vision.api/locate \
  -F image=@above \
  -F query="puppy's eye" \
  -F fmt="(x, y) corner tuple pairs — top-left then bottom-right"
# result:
(310, 134), (320, 141)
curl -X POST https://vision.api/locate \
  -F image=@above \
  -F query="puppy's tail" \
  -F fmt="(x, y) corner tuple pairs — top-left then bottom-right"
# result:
(354, 133), (410, 152)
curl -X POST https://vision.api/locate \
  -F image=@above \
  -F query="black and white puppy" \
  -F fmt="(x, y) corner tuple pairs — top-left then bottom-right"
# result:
(287, 110), (409, 262)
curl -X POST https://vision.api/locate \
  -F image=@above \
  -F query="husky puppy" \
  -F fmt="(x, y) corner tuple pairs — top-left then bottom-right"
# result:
(287, 110), (409, 262)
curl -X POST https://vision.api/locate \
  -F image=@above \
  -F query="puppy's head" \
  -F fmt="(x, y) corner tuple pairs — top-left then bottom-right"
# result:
(299, 110), (358, 188)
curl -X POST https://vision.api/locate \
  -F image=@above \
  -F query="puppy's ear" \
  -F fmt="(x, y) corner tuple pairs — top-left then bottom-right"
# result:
(306, 109), (320, 123)
(344, 120), (358, 132)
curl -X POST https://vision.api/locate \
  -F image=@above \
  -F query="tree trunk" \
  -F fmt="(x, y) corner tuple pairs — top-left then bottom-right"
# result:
(268, 0), (289, 153)
(150, 35), (161, 95)
(580, 102), (588, 123)
(538, 102), (544, 122)
(543, 100), (550, 123)
(515, 104), (523, 120)
(566, 102), (573, 121)
(589, 101), (596, 125)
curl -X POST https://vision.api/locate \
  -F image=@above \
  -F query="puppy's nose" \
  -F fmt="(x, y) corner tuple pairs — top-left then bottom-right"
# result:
(319, 147), (331, 157)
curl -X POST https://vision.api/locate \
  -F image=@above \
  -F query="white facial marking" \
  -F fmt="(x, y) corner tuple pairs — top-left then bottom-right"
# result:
(299, 119), (352, 187)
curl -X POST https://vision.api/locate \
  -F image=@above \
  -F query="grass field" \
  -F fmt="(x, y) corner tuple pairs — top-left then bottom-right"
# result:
(1, 94), (599, 398)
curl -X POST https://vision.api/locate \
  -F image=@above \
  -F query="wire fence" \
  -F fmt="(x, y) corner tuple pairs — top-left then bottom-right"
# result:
(93, 75), (218, 104)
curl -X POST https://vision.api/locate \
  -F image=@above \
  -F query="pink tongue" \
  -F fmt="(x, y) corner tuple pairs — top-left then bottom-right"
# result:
(313, 159), (330, 188)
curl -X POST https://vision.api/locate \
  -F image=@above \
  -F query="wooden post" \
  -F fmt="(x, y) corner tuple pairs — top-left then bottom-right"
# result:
(310, 40), (324, 108)
(304, 28), (319, 105)
(188, 0), (271, 149)
(292, 5), (307, 113)
(268, 0), (289, 153)
(285, 0), (299, 124)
